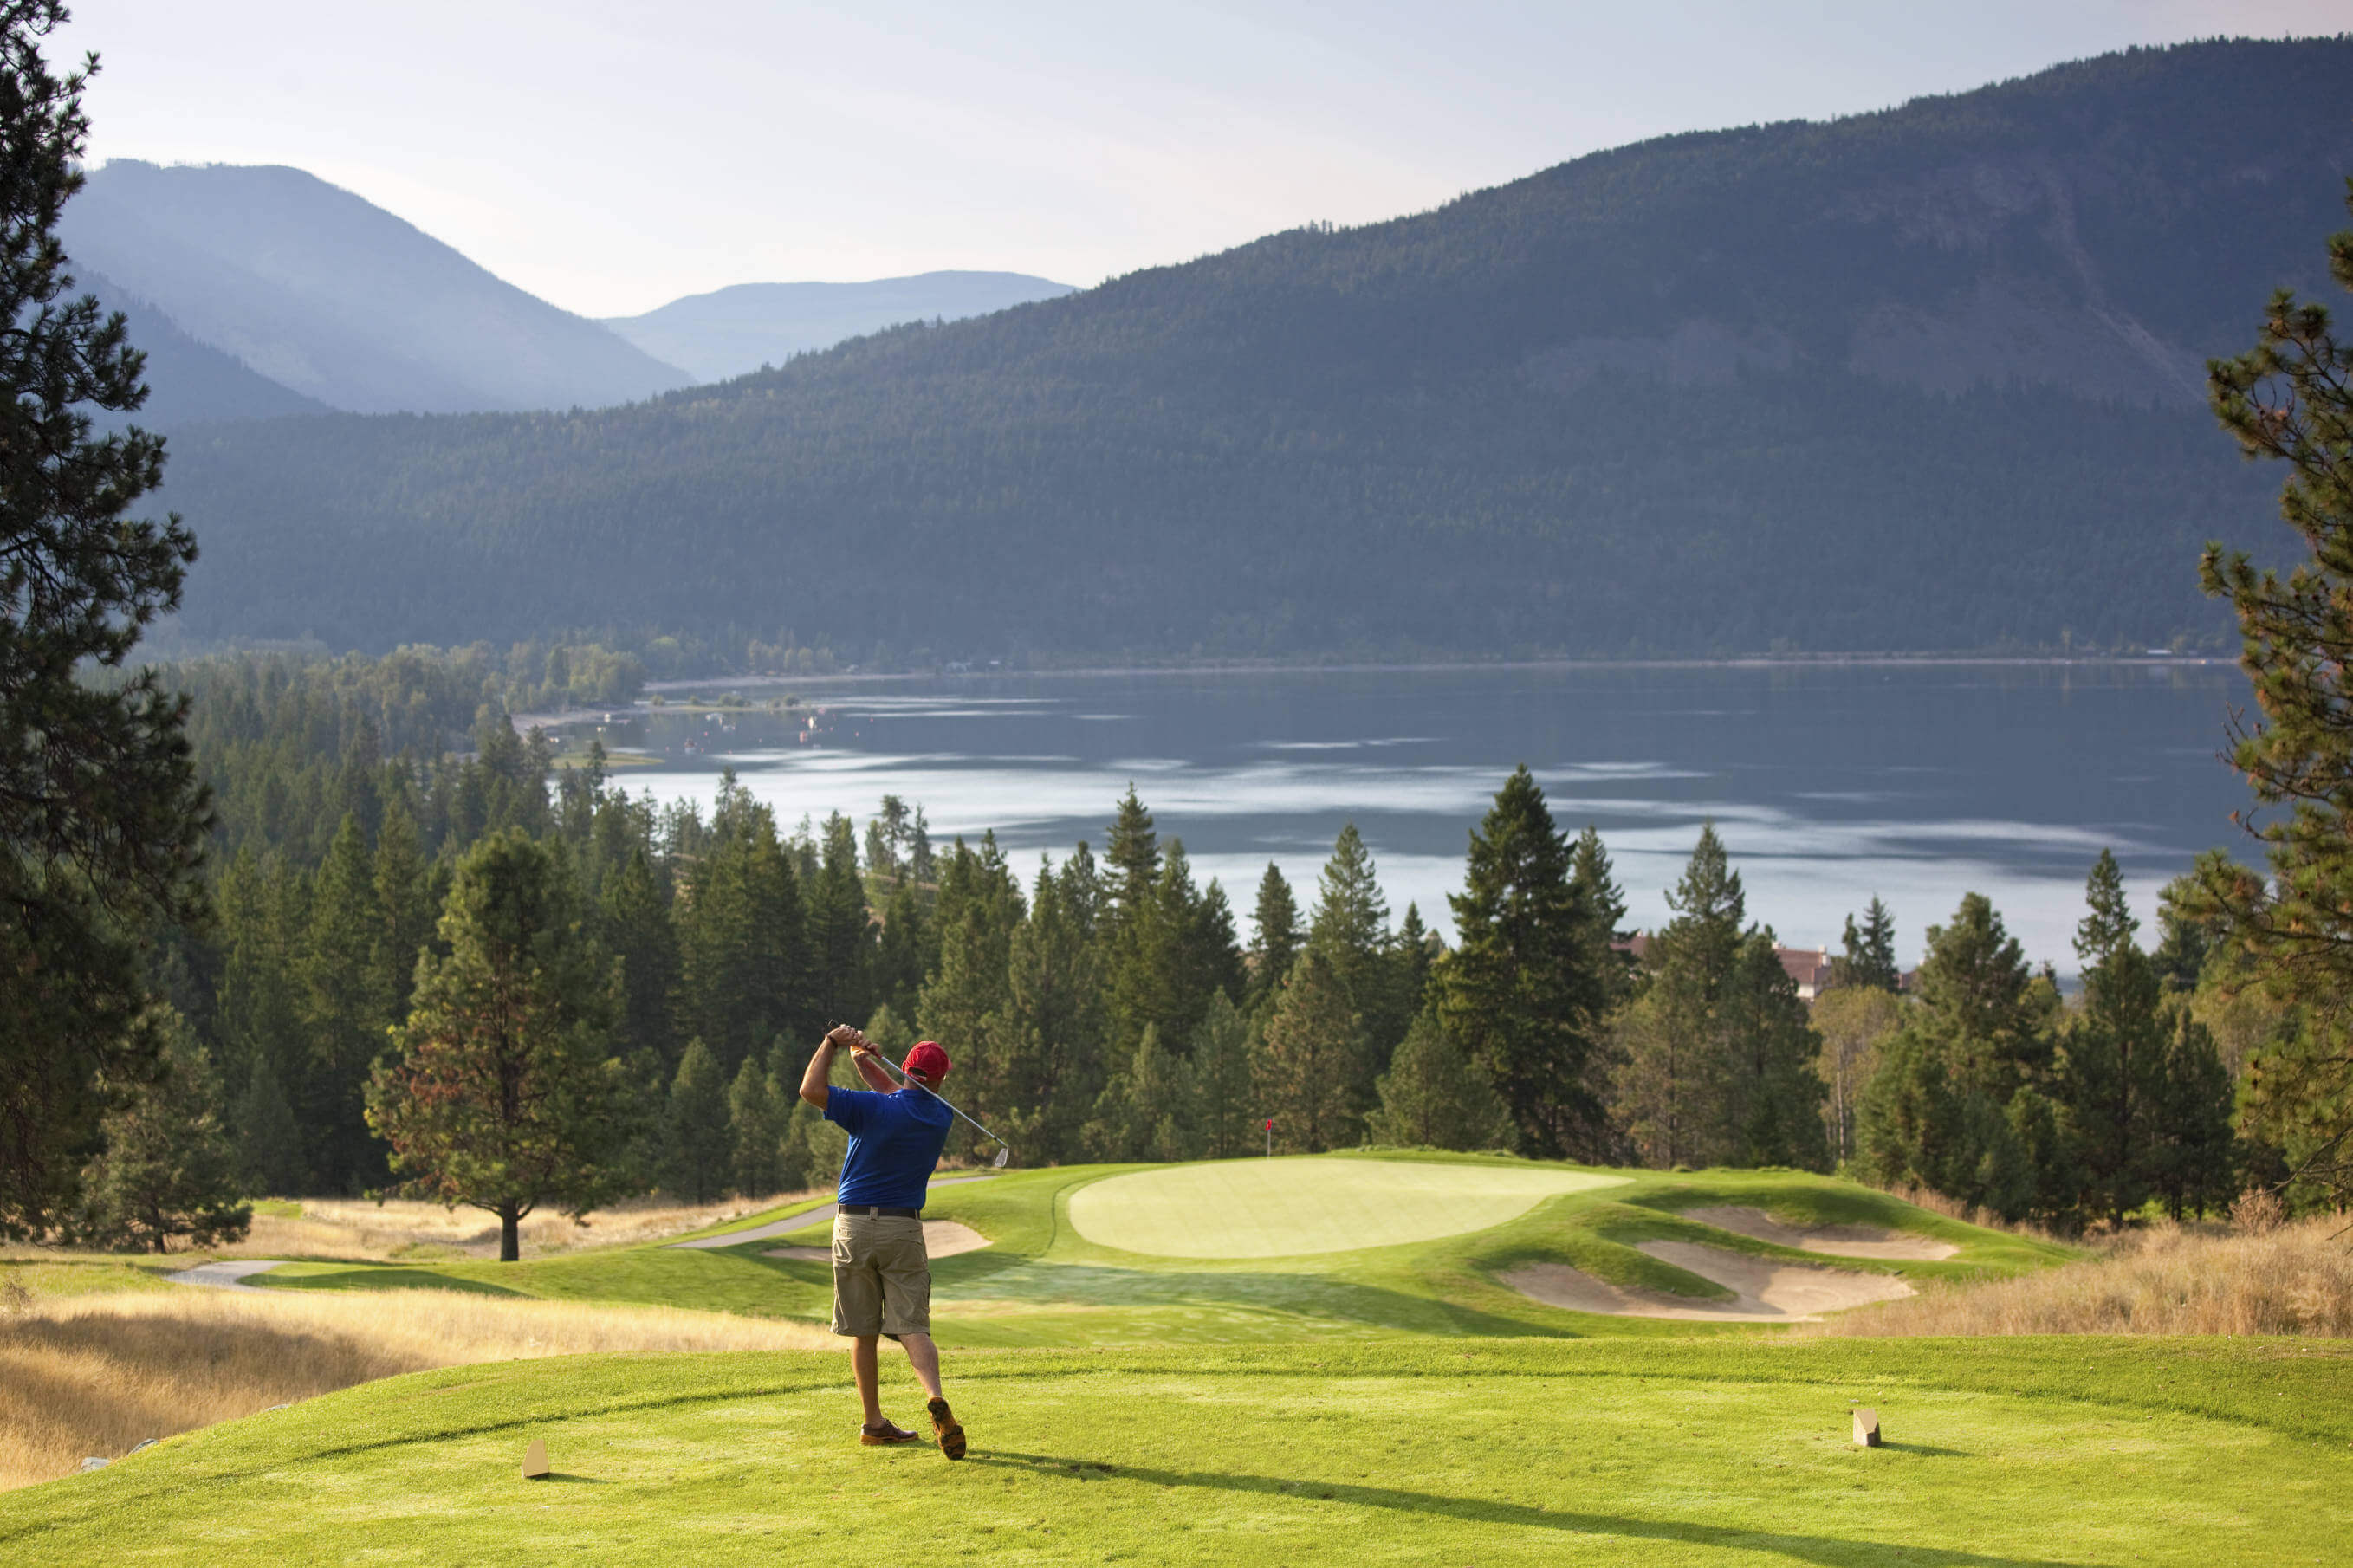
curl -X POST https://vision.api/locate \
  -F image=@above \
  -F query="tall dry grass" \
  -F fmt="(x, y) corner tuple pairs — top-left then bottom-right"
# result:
(0, 1283), (832, 1490)
(232, 1190), (825, 1261)
(1804, 1215), (2353, 1338)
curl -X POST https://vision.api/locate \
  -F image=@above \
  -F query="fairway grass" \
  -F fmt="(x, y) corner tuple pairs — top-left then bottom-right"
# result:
(1066, 1156), (1626, 1256)
(5, 1338), (2344, 1565)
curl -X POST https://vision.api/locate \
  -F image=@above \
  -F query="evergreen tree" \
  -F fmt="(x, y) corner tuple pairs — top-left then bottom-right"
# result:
(1246, 861), (1302, 1017)
(366, 831), (642, 1260)
(1085, 1025), (1196, 1162)
(1257, 945), (1361, 1152)
(808, 812), (871, 1027)
(1856, 892), (2058, 1221)
(1440, 776), (1611, 1157)
(212, 852), (314, 1185)
(675, 787), (807, 1075)
(71, 1011), (250, 1253)
(1186, 989), (1255, 1159)
(1841, 897), (1901, 991)
(0, 7), (210, 1236)
(2144, 1004), (2237, 1219)
(301, 813), (386, 1193)
(232, 1053), (305, 1197)
(727, 1046), (788, 1196)
(367, 802), (434, 1024)
(998, 854), (1105, 1163)
(2060, 851), (2166, 1225)
(1391, 903), (1434, 1021)
(1105, 785), (1160, 923)
(2188, 179), (2353, 1206)
(872, 880), (928, 1021)
(600, 843), (677, 1066)
(1306, 824), (1403, 1123)
(1367, 1004), (1507, 1150)
(917, 834), (1023, 1151)
(665, 1038), (730, 1202)
(1611, 826), (1745, 1167)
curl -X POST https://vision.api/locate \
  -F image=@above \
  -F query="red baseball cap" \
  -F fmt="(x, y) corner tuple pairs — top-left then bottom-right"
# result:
(904, 1040), (951, 1085)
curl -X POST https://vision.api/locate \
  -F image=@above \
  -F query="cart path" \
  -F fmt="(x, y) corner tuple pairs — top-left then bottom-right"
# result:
(164, 1259), (288, 1291)
(668, 1174), (1000, 1251)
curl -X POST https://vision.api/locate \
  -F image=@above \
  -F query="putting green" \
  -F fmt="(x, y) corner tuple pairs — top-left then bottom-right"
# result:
(1066, 1156), (1626, 1257)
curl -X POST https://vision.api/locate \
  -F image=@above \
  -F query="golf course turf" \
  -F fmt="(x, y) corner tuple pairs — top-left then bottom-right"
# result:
(12, 1154), (2334, 1561)
(7, 1339), (2345, 1565)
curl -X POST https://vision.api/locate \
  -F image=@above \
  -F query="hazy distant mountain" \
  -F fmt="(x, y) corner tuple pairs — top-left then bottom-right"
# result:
(604, 272), (1078, 382)
(61, 161), (690, 414)
(154, 40), (2353, 657)
(81, 266), (327, 424)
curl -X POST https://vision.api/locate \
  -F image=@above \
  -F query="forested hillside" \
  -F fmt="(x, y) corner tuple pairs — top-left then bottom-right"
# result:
(150, 40), (2352, 658)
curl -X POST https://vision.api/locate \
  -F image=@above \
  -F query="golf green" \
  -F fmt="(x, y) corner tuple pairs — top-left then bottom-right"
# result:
(1066, 1155), (1627, 1257)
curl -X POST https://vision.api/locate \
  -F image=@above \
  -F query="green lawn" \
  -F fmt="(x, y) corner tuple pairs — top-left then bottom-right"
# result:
(6, 1338), (2344, 1565)
(247, 1155), (2073, 1347)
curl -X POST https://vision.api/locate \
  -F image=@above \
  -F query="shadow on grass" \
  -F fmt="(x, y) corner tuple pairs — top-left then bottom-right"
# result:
(963, 1451), (2107, 1568)
(263, 1268), (528, 1297)
(927, 1260), (1557, 1337)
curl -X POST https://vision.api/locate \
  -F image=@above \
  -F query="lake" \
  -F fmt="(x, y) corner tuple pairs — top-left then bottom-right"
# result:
(584, 662), (2254, 973)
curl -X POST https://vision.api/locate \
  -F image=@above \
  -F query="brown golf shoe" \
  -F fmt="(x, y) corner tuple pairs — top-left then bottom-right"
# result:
(859, 1419), (920, 1447)
(928, 1396), (967, 1460)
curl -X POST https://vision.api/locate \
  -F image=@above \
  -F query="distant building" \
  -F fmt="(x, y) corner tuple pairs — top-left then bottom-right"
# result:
(1612, 934), (1907, 999)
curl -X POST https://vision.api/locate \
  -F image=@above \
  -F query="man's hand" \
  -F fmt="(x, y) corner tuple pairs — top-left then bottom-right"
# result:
(824, 1025), (863, 1052)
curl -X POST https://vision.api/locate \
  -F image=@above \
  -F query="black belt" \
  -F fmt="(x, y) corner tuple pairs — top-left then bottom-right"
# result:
(837, 1204), (919, 1218)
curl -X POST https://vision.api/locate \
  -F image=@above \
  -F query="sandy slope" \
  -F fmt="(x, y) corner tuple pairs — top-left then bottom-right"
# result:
(1503, 1241), (1915, 1322)
(1679, 1205), (1958, 1260)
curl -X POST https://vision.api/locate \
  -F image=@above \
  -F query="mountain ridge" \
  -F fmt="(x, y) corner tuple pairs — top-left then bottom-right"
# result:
(144, 38), (2349, 658)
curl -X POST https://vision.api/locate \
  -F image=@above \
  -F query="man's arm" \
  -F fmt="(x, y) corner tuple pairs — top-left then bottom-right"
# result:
(800, 1025), (863, 1111)
(847, 1033), (897, 1092)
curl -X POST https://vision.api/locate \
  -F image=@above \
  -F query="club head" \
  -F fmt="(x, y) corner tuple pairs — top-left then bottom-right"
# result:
(992, 1145), (1011, 1169)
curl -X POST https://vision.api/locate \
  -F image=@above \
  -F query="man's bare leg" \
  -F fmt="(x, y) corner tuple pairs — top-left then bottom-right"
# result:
(852, 1335), (886, 1425)
(900, 1332), (944, 1400)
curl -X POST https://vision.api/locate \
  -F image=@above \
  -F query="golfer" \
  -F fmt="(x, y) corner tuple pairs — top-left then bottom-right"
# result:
(798, 1024), (968, 1459)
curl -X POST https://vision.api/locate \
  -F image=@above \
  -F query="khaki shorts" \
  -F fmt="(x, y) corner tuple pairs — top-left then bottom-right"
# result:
(830, 1213), (931, 1338)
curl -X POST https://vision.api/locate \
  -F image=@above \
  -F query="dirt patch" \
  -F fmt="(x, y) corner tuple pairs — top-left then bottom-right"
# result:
(1502, 1242), (1914, 1323)
(764, 1220), (990, 1263)
(1682, 1205), (1958, 1261)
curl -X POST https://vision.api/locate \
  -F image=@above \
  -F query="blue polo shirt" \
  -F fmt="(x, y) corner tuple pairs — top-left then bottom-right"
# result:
(825, 1086), (953, 1209)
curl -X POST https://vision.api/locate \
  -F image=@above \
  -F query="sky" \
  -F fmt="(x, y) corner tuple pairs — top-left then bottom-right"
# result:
(52, 0), (2353, 318)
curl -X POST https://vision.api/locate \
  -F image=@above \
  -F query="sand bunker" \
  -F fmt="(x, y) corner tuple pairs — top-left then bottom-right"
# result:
(1503, 1241), (1914, 1322)
(764, 1220), (991, 1262)
(1680, 1205), (1958, 1261)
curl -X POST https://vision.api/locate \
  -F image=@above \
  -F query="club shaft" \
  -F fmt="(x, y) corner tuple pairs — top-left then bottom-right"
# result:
(861, 1051), (1008, 1150)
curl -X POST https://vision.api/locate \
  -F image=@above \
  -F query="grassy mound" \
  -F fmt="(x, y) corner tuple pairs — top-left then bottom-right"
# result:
(243, 1157), (2067, 1346)
(1065, 1156), (1625, 1256)
(6, 1339), (2344, 1565)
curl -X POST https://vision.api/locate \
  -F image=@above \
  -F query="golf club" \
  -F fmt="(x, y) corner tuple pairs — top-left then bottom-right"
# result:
(854, 1043), (1014, 1168)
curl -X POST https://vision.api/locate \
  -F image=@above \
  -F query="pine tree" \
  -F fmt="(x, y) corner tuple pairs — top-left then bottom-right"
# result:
(2144, 1004), (2237, 1219)
(2187, 181), (2353, 1206)
(301, 813), (386, 1193)
(999, 854), (1105, 1163)
(1721, 930), (1829, 1170)
(727, 1046), (787, 1197)
(1308, 824), (1398, 1111)
(1842, 897), (1901, 991)
(873, 881), (928, 1020)
(366, 831), (643, 1260)
(1442, 771), (1609, 1158)
(1367, 1005), (1507, 1150)
(1187, 989), (1255, 1159)
(72, 1010), (250, 1253)
(1257, 945), (1361, 1152)
(1105, 786), (1160, 923)
(0, 7), (210, 1236)
(675, 792), (808, 1075)
(665, 1038), (730, 1202)
(1246, 862), (1302, 1017)
(368, 802), (434, 1023)
(233, 1054), (305, 1197)
(1085, 1025), (1196, 1163)
(600, 843), (677, 1066)
(2060, 851), (2166, 1225)
(808, 812), (871, 1027)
